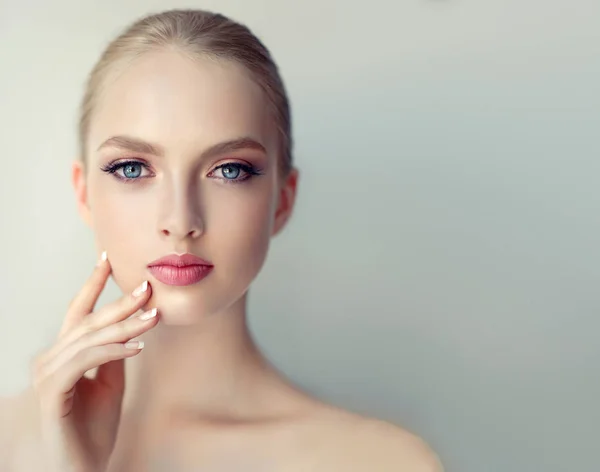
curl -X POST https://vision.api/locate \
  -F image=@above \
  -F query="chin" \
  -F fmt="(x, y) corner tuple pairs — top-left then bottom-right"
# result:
(142, 285), (245, 325)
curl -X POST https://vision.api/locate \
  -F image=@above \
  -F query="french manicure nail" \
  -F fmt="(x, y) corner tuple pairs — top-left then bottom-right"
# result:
(138, 308), (158, 321)
(97, 250), (107, 266)
(125, 340), (144, 349)
(132, 280), (148, 297)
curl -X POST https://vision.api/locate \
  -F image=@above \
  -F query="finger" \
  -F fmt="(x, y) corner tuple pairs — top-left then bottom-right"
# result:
(44, 308), (158, 379)
(38, 342), (143, 416)
(72, 280), (153, 343)
(59, 251), (112, 337)
(85, 307), (159, 349)
(42, 281), (153, 368)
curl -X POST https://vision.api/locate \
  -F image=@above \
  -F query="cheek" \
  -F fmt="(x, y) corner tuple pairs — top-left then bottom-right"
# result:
(208, 185), (275, 275)
(91, 186), (150, 237)
(89, 187), (152, 292)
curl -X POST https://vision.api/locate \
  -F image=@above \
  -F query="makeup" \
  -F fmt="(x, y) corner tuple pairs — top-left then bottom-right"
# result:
(147, 253), (214, 286)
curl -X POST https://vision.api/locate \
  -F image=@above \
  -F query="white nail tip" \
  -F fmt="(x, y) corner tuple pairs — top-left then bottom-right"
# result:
(97, 251), (108, 266)
(125, 340), (144, 349)
(139, 308), (158, 321)
(132, 281), (148, 296)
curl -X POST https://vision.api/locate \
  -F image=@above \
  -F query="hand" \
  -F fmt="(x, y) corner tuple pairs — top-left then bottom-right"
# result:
(30, 252), (159, 472)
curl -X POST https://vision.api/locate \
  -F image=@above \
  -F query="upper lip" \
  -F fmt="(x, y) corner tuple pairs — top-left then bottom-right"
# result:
(147, 253), (213, 267)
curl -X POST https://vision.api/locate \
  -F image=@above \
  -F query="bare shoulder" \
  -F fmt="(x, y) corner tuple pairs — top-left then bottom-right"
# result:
(297, 403), (443, 471)
(352, 415), (443, 471)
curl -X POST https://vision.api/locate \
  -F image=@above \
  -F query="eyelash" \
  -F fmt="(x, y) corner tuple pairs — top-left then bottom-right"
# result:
(99, 159), (263, 185)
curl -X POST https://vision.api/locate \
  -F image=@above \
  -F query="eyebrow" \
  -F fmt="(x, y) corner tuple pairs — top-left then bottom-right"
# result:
(96, 135), (267, 159)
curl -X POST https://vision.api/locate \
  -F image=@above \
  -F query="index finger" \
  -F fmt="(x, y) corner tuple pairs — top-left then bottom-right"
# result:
(59, 250), (112, 337)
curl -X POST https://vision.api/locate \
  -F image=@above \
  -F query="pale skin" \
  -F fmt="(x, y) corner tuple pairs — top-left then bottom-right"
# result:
(0, 49), (442, 471)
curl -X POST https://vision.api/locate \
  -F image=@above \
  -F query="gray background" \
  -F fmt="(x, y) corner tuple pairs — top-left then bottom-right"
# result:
(1, 1), (599, 471)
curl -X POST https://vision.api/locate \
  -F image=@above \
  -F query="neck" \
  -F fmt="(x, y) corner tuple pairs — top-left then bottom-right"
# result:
(122, 292), (290, 425)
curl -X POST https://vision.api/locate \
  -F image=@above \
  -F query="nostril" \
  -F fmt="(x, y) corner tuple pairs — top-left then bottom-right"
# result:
(160, 226), (202, 238)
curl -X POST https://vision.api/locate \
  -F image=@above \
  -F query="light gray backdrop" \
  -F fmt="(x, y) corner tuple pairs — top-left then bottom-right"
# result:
(1, 1), (599, 471)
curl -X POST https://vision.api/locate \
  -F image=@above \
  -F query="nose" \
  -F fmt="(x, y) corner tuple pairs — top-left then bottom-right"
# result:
(161, 226), (202, 239)
(157, 183), (204, 241)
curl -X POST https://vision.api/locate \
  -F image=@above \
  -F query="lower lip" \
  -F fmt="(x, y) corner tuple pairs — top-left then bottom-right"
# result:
(147, 265), (213, 286)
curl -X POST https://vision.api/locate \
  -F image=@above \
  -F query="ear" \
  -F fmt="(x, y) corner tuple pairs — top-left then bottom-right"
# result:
(271, 167), (299, 237)
(71, 160), (93, 228)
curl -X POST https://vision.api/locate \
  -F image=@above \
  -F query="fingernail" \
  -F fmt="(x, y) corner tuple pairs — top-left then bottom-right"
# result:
(97, 250), (107, 266)
(138, 308), (158, 321)
(132, 280), (148, 297)
(125, 340), (144, 349)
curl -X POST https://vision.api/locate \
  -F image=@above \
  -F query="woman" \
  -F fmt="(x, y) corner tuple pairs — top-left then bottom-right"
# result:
(1, 8), (442, 471)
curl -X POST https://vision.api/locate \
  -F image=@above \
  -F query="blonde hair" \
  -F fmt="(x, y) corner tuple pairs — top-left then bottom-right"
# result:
(78, 8), (293, 176)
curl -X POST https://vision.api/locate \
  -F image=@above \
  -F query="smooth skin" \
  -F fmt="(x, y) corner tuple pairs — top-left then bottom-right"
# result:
(1, 48), (442, 471)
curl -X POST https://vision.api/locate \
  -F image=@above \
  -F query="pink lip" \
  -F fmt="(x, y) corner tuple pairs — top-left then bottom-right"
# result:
(147, 253), (213, 286)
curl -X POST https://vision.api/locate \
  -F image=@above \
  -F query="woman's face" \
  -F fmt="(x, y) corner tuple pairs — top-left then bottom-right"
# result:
(72, 50), (297, 324)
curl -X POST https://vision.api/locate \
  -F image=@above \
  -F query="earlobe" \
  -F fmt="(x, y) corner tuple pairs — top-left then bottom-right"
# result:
(71, 160), (93, 228)
(271, 167), (299, 237)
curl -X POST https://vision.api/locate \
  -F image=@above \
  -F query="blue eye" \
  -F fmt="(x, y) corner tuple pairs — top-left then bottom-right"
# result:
(100, 160), (152, 182)
(100, 159), (263, 185)
(221, 164), (240, 180)
(122, 163), (142, 178)
(211, 162), (263, 184)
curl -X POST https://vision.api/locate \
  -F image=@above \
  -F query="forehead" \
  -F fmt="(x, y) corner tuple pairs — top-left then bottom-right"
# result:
(88, 50), (276, 157)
